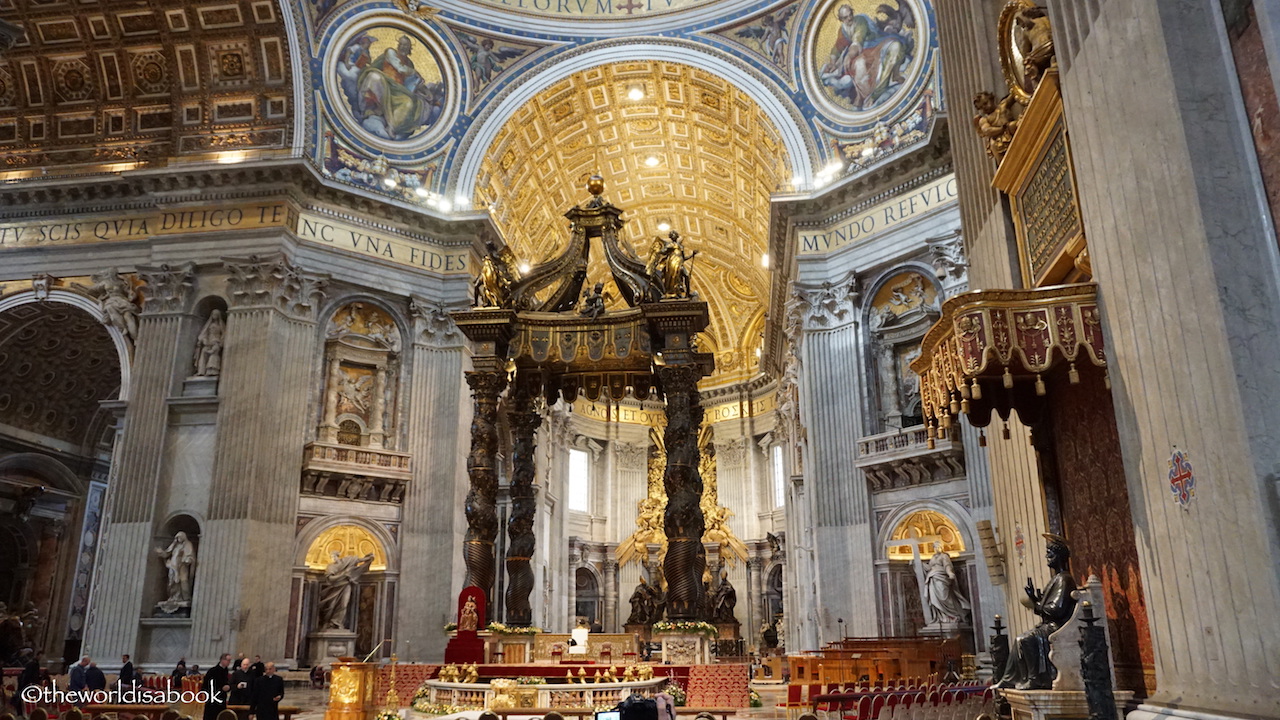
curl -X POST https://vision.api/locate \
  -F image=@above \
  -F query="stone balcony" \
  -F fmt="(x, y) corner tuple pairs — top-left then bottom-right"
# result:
(300, 441), (412, 503)
(855, 426), (964, 491)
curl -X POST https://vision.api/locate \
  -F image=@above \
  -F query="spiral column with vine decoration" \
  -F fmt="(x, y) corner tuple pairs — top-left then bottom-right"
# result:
(504, 380), (541, 626)
(464, 370), (507, 600)
(659, 363), (707, 620)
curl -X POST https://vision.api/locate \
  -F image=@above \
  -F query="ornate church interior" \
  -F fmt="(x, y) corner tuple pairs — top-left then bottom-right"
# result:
(1, 2), (1278, 720)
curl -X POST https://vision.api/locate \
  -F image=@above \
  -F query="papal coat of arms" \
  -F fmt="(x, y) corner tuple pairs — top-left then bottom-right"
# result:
(1167, 448), (1195, 509)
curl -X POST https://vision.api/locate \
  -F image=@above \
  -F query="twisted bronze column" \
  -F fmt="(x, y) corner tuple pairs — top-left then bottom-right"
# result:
(464, 370), (507, 600)
(659, 364), (707, 620)
(504, 384), (541, 626)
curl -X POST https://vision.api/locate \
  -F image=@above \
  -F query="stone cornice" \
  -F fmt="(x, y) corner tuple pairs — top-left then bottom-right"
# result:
(0, 159), (498, 250)
(761, 122), (954, 377)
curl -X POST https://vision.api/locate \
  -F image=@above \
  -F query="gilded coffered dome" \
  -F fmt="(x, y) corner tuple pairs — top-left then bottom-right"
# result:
(0, 0), (296, 175)
(476, 61), (788, 385)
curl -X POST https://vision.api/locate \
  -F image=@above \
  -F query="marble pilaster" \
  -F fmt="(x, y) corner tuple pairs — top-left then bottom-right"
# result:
(189, 255), (326, 662)
(83, 263), (195, 661)
(396, 297), (465, 660)
(792, 278), (876, 638)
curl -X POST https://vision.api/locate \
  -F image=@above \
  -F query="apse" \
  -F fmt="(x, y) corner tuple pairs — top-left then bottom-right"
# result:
(475, 61), (788, 386)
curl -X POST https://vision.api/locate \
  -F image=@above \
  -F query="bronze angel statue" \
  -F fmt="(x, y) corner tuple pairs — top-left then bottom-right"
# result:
(644, 230), (697, 299)
(473, 239), (521, 308)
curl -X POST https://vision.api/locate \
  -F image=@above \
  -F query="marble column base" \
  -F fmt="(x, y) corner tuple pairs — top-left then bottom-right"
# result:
(1003, 688), (1135, 720)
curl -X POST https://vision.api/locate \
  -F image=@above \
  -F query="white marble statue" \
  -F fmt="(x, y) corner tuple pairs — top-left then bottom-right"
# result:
(318, 551), (375, 630)
(83, 270), (139, 344)
(918, 541), (971, 624)
(155, 532), (197, 610)
(193, 310), (225, 377)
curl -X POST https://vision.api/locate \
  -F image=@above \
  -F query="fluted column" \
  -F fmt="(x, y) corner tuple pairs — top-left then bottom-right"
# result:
(463, 369), (506, 600)
(746, 556), (763, 647)
(602, 557), (618, 632)
(792, 277), (876, 639)
(84, 263), (195, 661)
(396, 298), (465, 661)
(190, 254), (326, 662)
(658, 364), (706, 620)
(504, 381), (541, 626)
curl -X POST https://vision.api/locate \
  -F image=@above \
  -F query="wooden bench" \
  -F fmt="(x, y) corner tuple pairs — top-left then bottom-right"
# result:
(227, 704), (302, 720)
(675, 707), (737, 720)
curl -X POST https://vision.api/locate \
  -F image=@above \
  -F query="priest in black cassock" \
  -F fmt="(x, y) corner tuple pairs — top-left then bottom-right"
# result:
(229, 657), (254, 706)
(252, 662), (285, 720)
(202, 654), (232, 720)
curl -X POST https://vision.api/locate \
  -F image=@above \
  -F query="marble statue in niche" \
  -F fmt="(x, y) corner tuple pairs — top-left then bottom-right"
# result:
(155, 532), (197, 615)
(193, 310), (225, 377)
(318, 551), (375, 630)
(917, 540), (970, 624)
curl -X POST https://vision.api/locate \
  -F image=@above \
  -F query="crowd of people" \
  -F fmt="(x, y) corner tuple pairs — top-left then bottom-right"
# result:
(4, 653), (291, 720)
(197, 654), (287, 720)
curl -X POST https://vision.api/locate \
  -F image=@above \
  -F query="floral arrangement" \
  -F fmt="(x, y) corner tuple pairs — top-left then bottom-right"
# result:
(486, 621), (543, 635)
(410, 701), (466, 715)
(442, 622), (457, 632)
(412, 683), (432, 703)
(749, 689), (762, 708)
(374, 710), (400, 720)
(515, 676), (547, 685)
(666, 682), (687, 707)
(651, 620), (718, 638)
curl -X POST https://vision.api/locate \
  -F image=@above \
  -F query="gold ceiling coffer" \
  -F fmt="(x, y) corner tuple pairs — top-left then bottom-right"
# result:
(909, 283), (1107, 447)
(451, 176), (715, 628)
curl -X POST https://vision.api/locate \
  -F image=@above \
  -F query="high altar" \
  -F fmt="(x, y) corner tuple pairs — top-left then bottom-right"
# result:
(449, 175), (716, 637)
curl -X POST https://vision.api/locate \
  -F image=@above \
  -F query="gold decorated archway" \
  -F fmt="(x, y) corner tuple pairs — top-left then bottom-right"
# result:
(887, 509), (965, 560)
(304, 524), (389, 571)
(476, 61), (789, 385)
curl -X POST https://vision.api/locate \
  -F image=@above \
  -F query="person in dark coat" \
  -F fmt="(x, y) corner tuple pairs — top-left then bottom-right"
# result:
(229, 658), (253, 706)
(252, 662), (285, 720)
(248, 656), (265, 679)
(14, 651), (42, 715)
(119, 654), (137, 687)
(68, 656), (90, 691)
(170, 660), (188, 690)
(202, 653), (232, 720)
(85, 663), (107, 691)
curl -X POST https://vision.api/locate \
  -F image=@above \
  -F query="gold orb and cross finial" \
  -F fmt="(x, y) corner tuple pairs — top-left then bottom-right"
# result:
(586, 174), (605, 197)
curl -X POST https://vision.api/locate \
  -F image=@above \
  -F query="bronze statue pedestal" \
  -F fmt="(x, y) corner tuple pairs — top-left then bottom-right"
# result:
(715, 621), (740, 640)
(625, 623), (651, 643)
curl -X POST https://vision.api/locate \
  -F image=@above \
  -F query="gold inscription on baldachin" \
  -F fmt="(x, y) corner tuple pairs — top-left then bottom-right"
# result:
(1020, 123), (1081, 281)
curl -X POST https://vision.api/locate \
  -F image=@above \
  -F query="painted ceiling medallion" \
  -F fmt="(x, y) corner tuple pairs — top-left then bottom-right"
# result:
(805, 0), (928, 124)
(327, 16), (457, 152)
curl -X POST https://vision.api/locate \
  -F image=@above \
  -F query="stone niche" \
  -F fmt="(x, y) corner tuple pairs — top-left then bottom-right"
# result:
(869, 270), (941, 432)
(301, 302), (411, 503)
